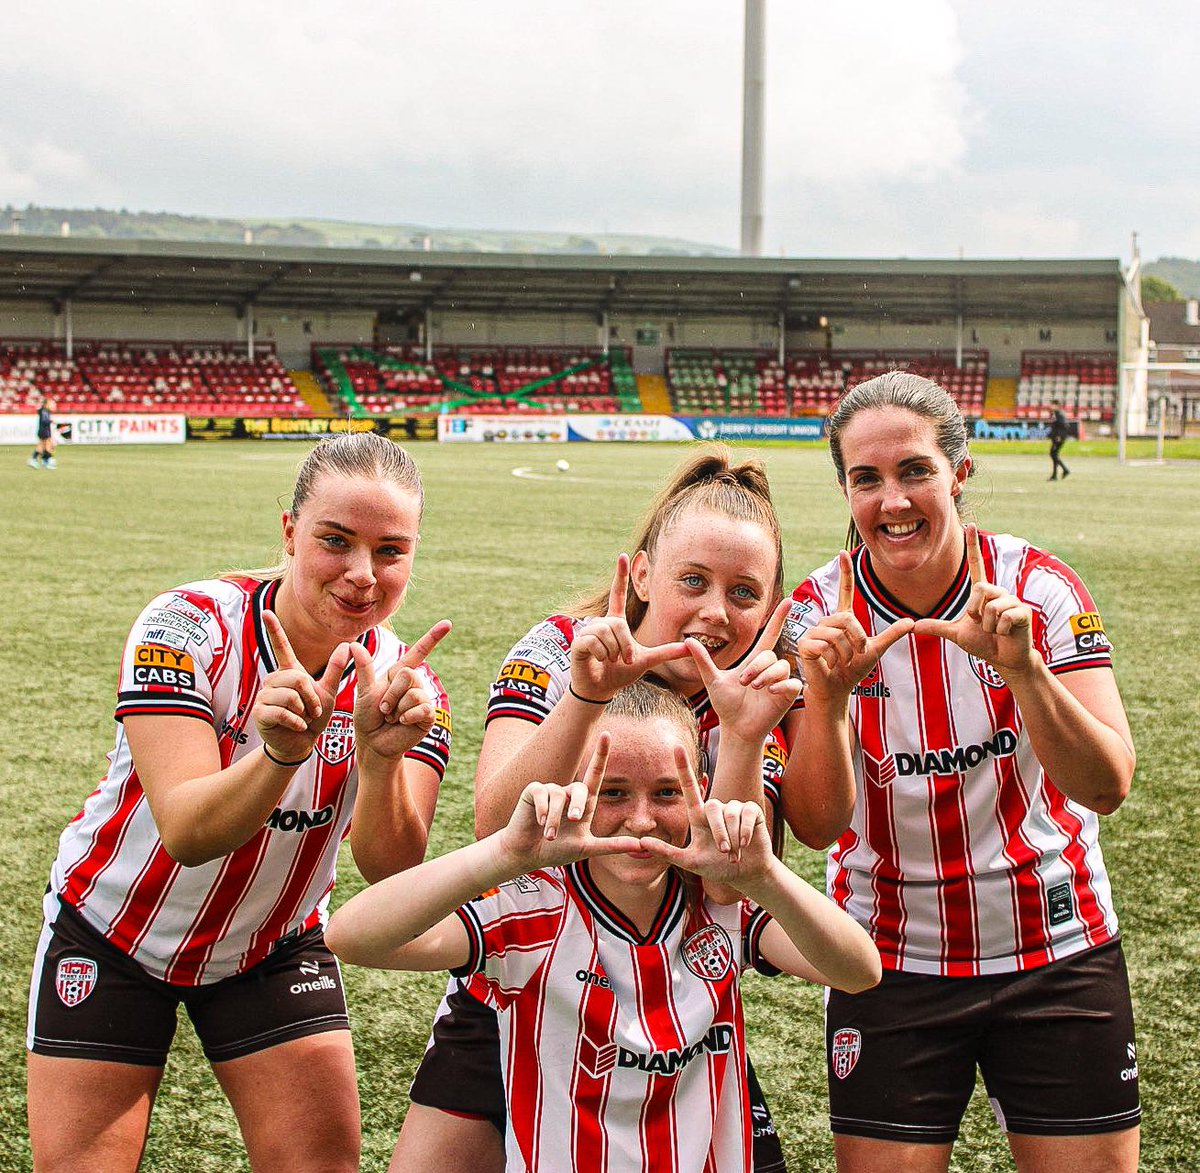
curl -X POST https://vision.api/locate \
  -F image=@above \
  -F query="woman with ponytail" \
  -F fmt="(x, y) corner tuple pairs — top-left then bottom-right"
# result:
(395, 447), (808, 1173)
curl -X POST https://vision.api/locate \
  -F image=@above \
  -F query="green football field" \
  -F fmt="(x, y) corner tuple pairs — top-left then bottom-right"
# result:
(3, 439), (1198, 1171)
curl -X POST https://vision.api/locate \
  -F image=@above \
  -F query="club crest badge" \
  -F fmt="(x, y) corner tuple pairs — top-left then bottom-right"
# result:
(316, 711), (355, 765)
(831, 1027), (861, 1080)
(968, 654), (1006, 689)
(682, 924), (734, 981)
(56, 956), (98, 1008)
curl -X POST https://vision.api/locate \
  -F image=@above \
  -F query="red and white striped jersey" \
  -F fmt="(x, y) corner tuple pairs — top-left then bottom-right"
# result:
(455, 862), (776, 1173)
(48, 576), (451, 986)
(486, 616), (787, 811)
(784, 532), (1119, 977)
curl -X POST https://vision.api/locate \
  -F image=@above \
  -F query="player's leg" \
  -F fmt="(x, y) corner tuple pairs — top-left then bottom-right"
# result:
(980, 940), (1140, 1173)
(834, 1135), (953, 1172)
(1007, 1129), (1138, 1173)
(26, 899), (177, 1171)
(391, 1105), (505, 1171)
(825, 972), (980, 1173)
(27, 1053), (164, 1172)
(213, 1031), (360, 1173)
(193, 927), (359, 1172)
(397, 980), (507, 1172)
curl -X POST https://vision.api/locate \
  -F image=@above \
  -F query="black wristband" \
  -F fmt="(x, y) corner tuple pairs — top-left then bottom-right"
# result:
(262, 743), (312, 768)
(568, 684), (613, 706)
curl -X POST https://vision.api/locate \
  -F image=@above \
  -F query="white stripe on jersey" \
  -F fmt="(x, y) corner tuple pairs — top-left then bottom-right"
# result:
(786, 532), (1119, 977)
(49, 577), (451, 985)
(456, 862), (774, 1173)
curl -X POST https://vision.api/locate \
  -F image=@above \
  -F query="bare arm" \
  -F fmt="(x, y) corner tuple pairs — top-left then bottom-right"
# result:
(637, 746), (880, 993)
(330, 736), (639, 971)
(124, 714), (317, 867)
(992, 664), (1133, 813)
(780, 554), (912, 848)
(347, 624), (452, 881)
(914, 527), (1134, 815)
(125, 612), (352, 867)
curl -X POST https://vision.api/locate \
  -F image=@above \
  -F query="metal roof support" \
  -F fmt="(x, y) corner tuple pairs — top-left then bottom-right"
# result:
(777, 308), (785, 365)
(740, 0), (765, 257)
(424, 306), (433, 362)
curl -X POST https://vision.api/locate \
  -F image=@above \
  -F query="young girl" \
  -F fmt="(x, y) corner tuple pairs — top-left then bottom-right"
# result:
(401, 449), (807, 1172)
(27, 433), (452, 1172)
(781, 371), (1140, 1173)
(327, 681), (880, 1173)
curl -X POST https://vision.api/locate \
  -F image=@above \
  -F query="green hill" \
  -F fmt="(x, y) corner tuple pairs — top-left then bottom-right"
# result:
(0, 204), (734, 258)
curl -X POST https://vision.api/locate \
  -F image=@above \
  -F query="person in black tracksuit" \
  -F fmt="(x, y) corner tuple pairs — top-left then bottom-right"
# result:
(1048, 400), (1070, 480)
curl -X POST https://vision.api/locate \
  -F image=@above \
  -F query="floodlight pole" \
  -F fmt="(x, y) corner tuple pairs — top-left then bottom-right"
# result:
(740, 0), (766, 257)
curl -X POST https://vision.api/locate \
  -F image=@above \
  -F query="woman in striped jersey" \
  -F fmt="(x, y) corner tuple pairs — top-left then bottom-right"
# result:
(394, 448), (812, 1172)
(27, 433), (452, 1173)
(327, 679), (880, 1173)
(781, 372), (1140, 1173)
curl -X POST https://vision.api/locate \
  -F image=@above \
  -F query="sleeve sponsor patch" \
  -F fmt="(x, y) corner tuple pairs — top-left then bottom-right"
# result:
(1069, 611), (1111, 655)
(496, 659), (551, 701)
(141, 608), (210, 648)
(132, 644), (197, 690)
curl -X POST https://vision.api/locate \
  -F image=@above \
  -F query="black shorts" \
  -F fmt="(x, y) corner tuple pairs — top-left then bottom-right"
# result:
(28, 898), (349, 1066)
(826, 938), (1140, 1144)
(410, 981), (788, 1172)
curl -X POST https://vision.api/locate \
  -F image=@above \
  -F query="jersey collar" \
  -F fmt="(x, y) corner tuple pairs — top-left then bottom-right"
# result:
(251, 578), (374, 677)
(854, 544), (971, 623)
(567, 860), (687, 946)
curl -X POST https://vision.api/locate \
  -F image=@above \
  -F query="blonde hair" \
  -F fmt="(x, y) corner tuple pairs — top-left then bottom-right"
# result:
(573, 445), (783, 628)
(826, 371), (974, 549)
(603, 679), (701, 770)
(236, 433), (424, 582)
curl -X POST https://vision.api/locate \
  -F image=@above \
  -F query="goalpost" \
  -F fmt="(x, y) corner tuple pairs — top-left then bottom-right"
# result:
(1117, 361), (1197, 464)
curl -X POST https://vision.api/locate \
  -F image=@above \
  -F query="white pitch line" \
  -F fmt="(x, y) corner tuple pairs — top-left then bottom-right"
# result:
(511, 465), (605, 483)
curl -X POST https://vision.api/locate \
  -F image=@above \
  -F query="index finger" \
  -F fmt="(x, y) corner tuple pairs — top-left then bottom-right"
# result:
(965, 524), (986, 586)
(582, 730), (612, 797)
(607, 554), (630, 618)
(836, 549), (855, 613)
(263, 610), (303, 671)
(400, 619), (453, 667)
(673, 744), (706, 818)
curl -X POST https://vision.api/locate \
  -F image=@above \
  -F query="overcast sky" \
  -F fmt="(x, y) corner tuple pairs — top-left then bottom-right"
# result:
(1, 1), (1195, 260)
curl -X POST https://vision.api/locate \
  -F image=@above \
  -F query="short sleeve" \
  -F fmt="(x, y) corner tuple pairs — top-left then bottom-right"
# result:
(407, 662), (452, 779)
(760, 728), (788, 811)
(115, 588), (226, 726)
(1016, 549), (1114, 675)
(448, 872), (567, 1011)
(741, 902), (781, 977)
(485, 617), (574, 726)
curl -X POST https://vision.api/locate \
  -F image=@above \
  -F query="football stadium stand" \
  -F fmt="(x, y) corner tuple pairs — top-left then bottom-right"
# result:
(312, 345), (642, 415)
(0, 341), (311, 415)
(1015, 350), (1118, 422)
(667, 349), (989, 416)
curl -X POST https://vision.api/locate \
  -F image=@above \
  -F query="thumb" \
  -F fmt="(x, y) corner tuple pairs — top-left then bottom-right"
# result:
(870, 617), (915, 656)
(911, 617), (959, 642)
(347, 641), (376, 692)
(318, 643), (353, 695)
(682, 638), (718, 683)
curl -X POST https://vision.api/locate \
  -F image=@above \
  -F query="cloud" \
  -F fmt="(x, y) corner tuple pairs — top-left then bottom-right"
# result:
(0, 0), (1193, 259)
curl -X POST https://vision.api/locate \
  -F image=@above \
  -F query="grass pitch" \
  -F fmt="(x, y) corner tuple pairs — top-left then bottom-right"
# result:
(3, 440), (1198, 1171)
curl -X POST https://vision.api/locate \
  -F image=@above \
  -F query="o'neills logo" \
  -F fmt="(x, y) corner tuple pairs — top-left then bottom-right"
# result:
(879, 729), (1018, 782)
